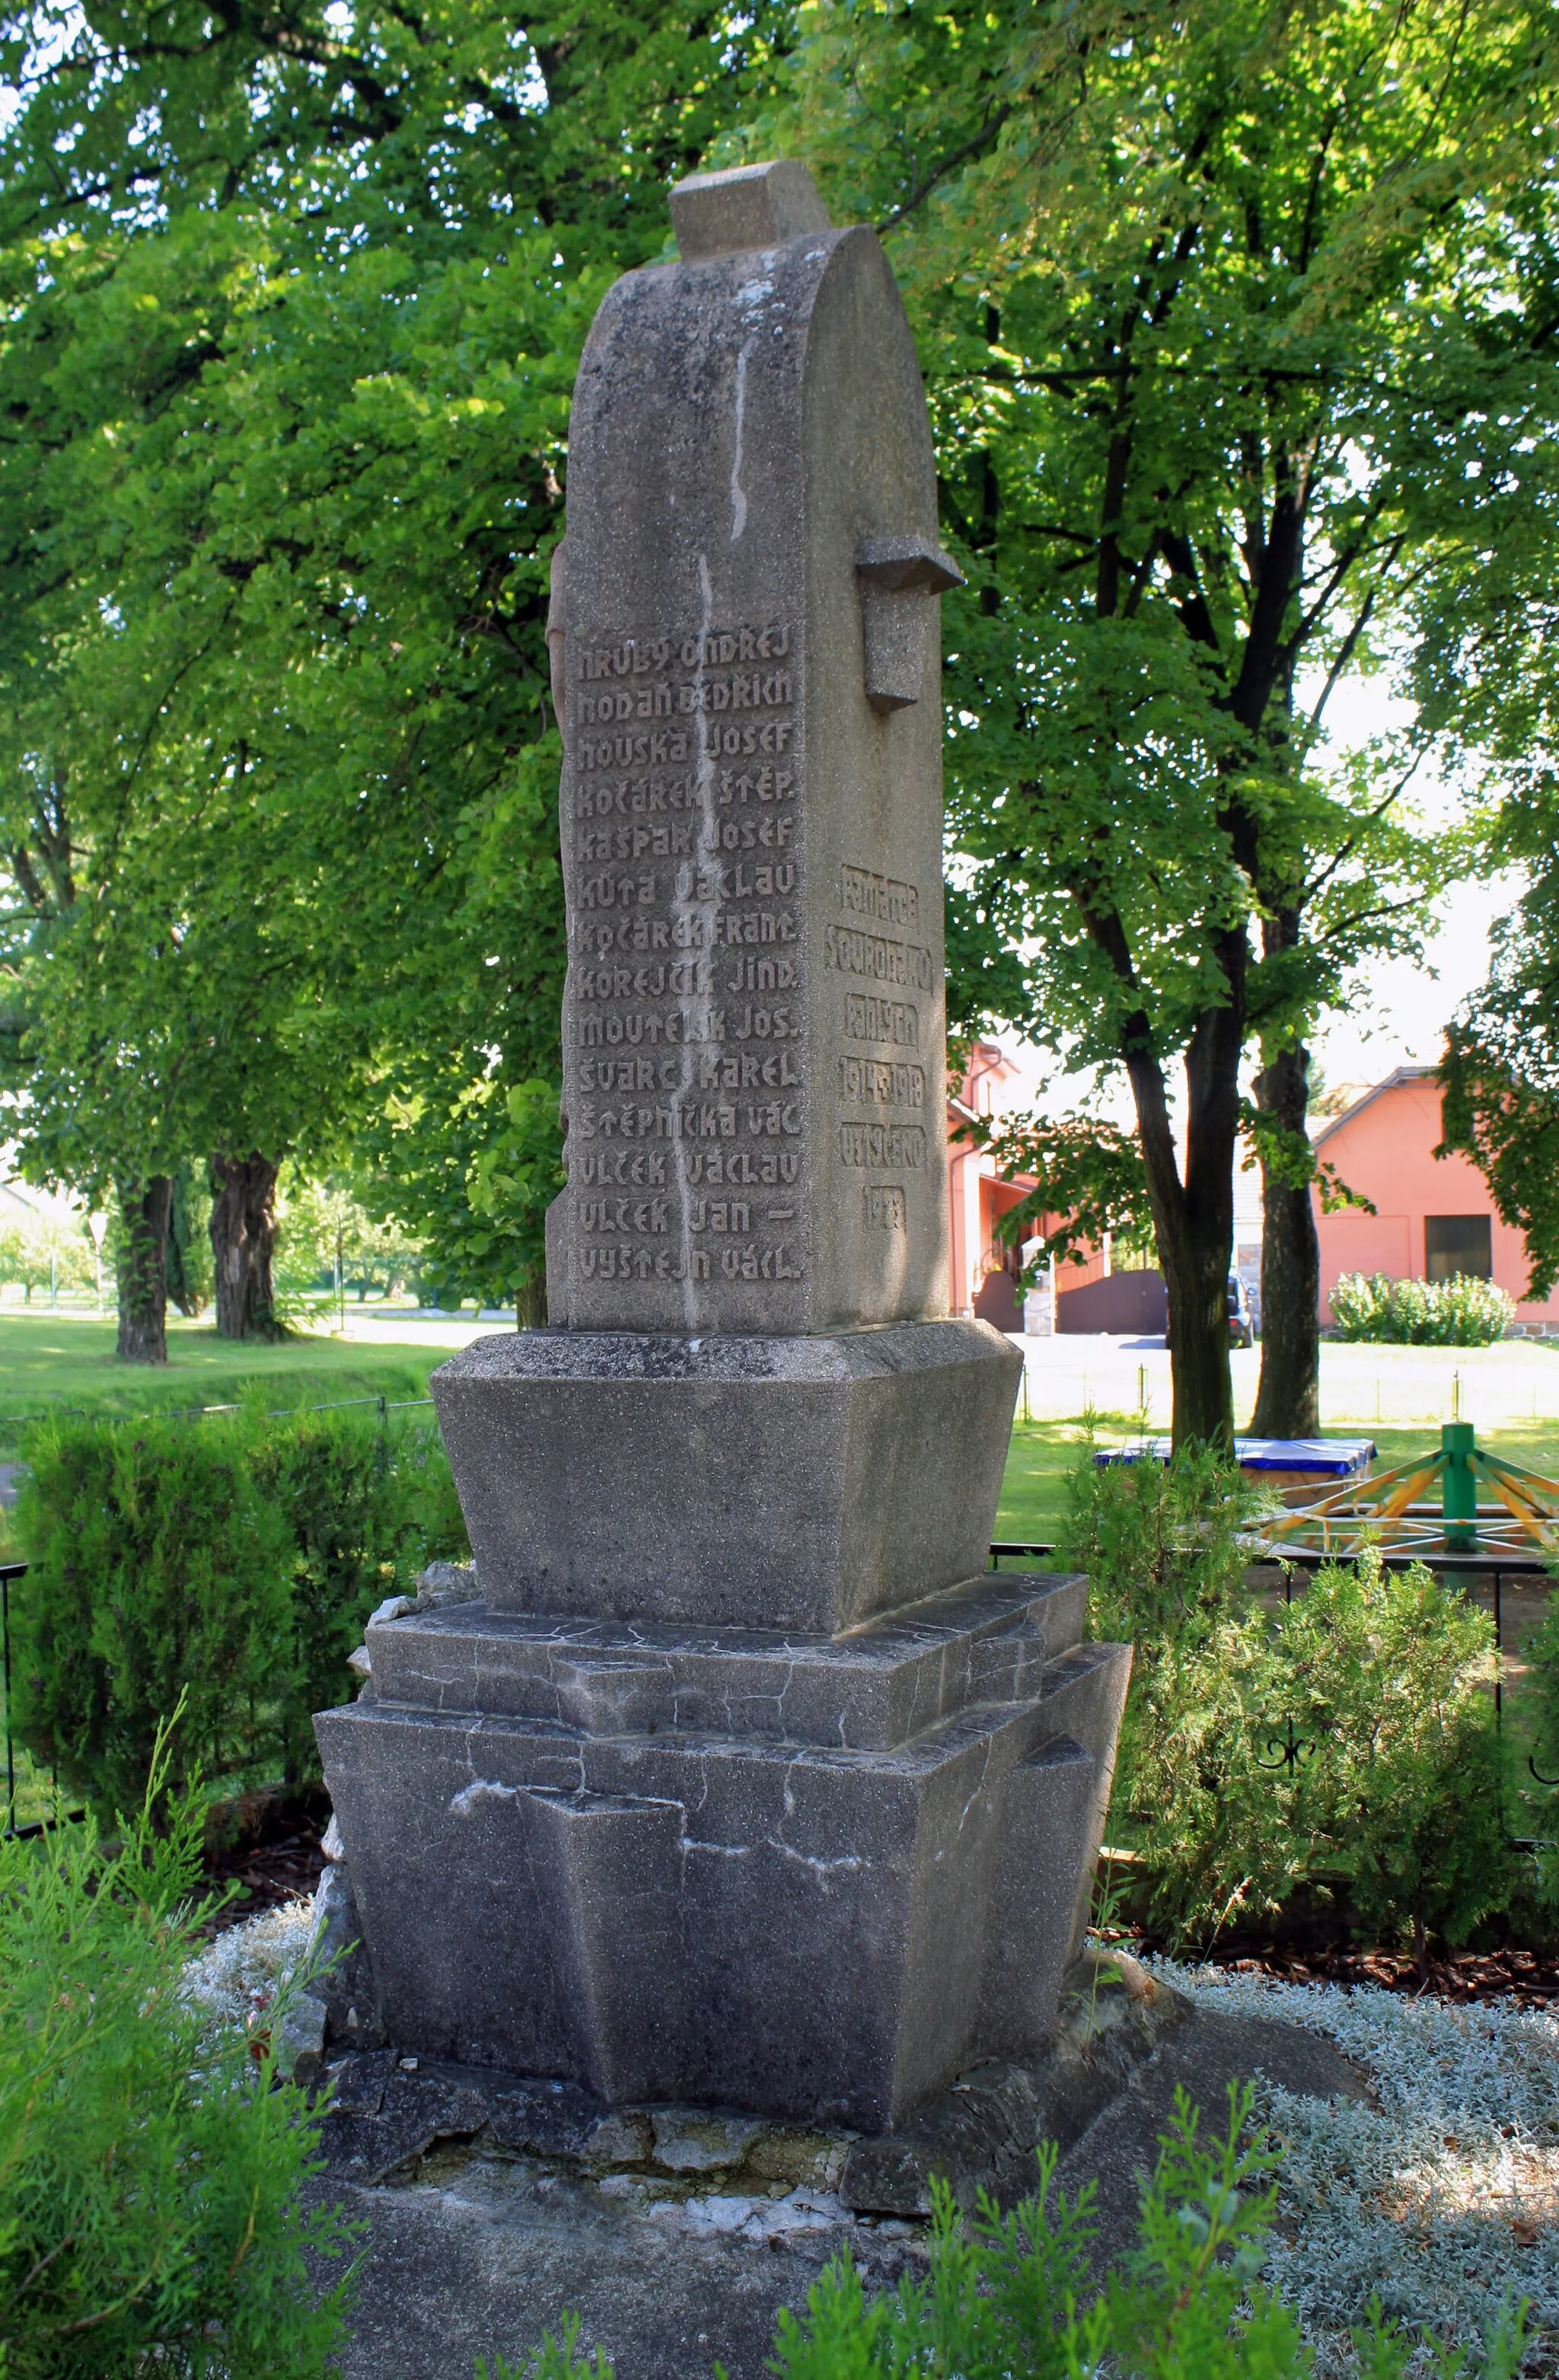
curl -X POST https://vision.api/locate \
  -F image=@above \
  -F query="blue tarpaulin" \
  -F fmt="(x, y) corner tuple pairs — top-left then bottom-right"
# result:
(1095, 1436), (1376, 1477)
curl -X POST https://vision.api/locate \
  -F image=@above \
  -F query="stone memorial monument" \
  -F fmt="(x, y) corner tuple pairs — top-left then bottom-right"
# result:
(316, 160), (1128, 2136)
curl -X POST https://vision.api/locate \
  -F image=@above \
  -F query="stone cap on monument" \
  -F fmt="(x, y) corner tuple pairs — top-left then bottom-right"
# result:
(669, 159), (834, 258)
(546, 158), (963, 1337)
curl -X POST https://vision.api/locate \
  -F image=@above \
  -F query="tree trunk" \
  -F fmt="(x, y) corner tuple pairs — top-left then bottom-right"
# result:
(1124, 982), (1242, 1451)
(209, 1152), (288, 1340)
(166, 1159), (206, 1319)
(1250, 1043), (1321, 1436)
(115, 1175), (173, 1365)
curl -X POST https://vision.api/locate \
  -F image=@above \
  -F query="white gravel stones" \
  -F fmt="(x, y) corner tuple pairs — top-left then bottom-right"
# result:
(1153, 1962), (1559, 2372)
(182, 1896), (316, 2039)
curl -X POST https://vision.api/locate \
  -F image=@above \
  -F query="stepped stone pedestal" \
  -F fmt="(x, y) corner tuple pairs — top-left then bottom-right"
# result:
(314, 157), (1128, 2136)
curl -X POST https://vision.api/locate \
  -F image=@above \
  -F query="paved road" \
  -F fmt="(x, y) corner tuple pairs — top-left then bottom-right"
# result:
(1012, 1330), (1559, 1430)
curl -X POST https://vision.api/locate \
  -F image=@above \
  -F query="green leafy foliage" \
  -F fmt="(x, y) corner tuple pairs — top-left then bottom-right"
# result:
(1507, 1588), (1559, 1885)
(1065, 1448), (1513, 1947)
(273, 1175), (427, 1308)
(489, 2088), (1530, 2378)
(10, 1407), (467, 1812)
(1276, 1554), (1513, 1959)
(1062, 1443), (1298, 1938)
(954, 1112), (1155, 1277)
(1440, 986), (1559, 1308)
(10, 1418), (296, 1820)
(1329, 1273), (1516, 1346)
(0, 1729), (354, 2376)
(740, 0), (1555, 1443)
(0, 0), (791, 1311)
(246, 1405), (462, 1777)
(1062, 1435), (1260, 1649)
(0, 1218), (92, 1305)
(477, 2319), (614, 2380)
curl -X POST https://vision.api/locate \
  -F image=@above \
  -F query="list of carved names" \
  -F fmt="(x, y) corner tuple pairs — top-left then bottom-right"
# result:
(566, 616), (937, 1296)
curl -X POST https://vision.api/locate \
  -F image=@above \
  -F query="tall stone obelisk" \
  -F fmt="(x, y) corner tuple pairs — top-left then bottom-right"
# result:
(316, 163), (1127, 2132)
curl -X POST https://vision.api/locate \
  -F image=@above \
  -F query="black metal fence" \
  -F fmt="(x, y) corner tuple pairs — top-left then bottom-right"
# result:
(0, 1389), (438, 1442)
(4, 1520), (1551, 1844)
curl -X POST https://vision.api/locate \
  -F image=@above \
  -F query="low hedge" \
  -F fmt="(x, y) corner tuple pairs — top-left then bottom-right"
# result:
(9, 1403), (468, 1815)
(1329, 1270), (1515, 1345)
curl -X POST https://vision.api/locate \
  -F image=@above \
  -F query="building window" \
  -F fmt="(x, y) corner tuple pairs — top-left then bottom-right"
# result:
(1425, 1215), (1492, 1282)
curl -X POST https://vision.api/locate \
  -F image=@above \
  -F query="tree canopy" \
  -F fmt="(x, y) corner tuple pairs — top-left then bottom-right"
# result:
(3, 0), (1557, 1413)
(0, 0), (789, 1320)
(754, 0), (1559, 1439)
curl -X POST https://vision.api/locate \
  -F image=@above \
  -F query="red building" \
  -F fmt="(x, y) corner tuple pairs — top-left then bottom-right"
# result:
(1312, 1066), (1559, 1333)
(945, 1047), (1124, 1330)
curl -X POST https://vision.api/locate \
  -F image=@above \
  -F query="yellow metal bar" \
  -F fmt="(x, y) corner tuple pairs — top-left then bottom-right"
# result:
(1264, 1454), (1434, 1541)
(1484, 1473), (1559, 1549)
(1378, 1462), (1443, 1520)
(1478, 1448), (1559, 1502)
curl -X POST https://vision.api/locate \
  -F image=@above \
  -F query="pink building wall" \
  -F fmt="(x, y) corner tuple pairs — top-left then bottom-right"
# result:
(1312, 1067), (1559, 1330)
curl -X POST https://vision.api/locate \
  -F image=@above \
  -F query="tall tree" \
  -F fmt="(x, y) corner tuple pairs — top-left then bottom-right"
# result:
(0, 0), (789, 1324)
(1420, 409), (1559, 1296)
(762, 0), (1557, 1442)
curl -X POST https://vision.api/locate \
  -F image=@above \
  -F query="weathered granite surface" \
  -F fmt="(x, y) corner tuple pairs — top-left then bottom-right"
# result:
(429, 1320), (1020, 1630)
(317, 1569), (1128, 2127)
(550, 158), (958, 1336)
(358, 1568), (1088, 1749)
(316, 160), (1127, 2136)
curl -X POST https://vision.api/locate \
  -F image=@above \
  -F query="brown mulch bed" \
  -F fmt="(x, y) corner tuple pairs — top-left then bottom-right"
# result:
(196, 1790), (327, 1939)
(1144, 1934), (1559, 2007)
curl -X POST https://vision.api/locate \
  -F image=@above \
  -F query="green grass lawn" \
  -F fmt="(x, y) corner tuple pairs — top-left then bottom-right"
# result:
(0, 1310), (444, 1458)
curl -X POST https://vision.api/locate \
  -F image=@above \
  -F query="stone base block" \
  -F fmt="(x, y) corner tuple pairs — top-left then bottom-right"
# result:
(428, 1321), (1020, 1633)
(315, 1570), (1128, 2133)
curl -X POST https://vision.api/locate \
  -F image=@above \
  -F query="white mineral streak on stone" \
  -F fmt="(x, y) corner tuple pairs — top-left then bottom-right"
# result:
(765, 1836), (865, 1881)
(677, 2186), (845, 2241)
(679, 1835), (751, 1858)
(450, 1777), (522, 1818)
(955, 1738), (995, 1834)
(673, 548), (723, 1327)
(728, 333), (755, 541)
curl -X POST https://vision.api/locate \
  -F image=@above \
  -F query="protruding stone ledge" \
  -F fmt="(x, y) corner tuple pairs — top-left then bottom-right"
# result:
(363, 1568), (1087, 1751)
(314, 1631), (1130, 2128)
(669, 158), (833, 261)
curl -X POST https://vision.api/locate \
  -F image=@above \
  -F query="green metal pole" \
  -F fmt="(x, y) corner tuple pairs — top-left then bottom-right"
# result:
(1442, 1420), (1477, 1551)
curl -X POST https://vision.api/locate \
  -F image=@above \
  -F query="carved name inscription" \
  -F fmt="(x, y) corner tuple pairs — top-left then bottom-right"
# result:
(567, 617), (807, 1298)
(864, 1184), (908, 1230)
(556, 206), (955, 1333)
(829, 863), (932, 1207)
